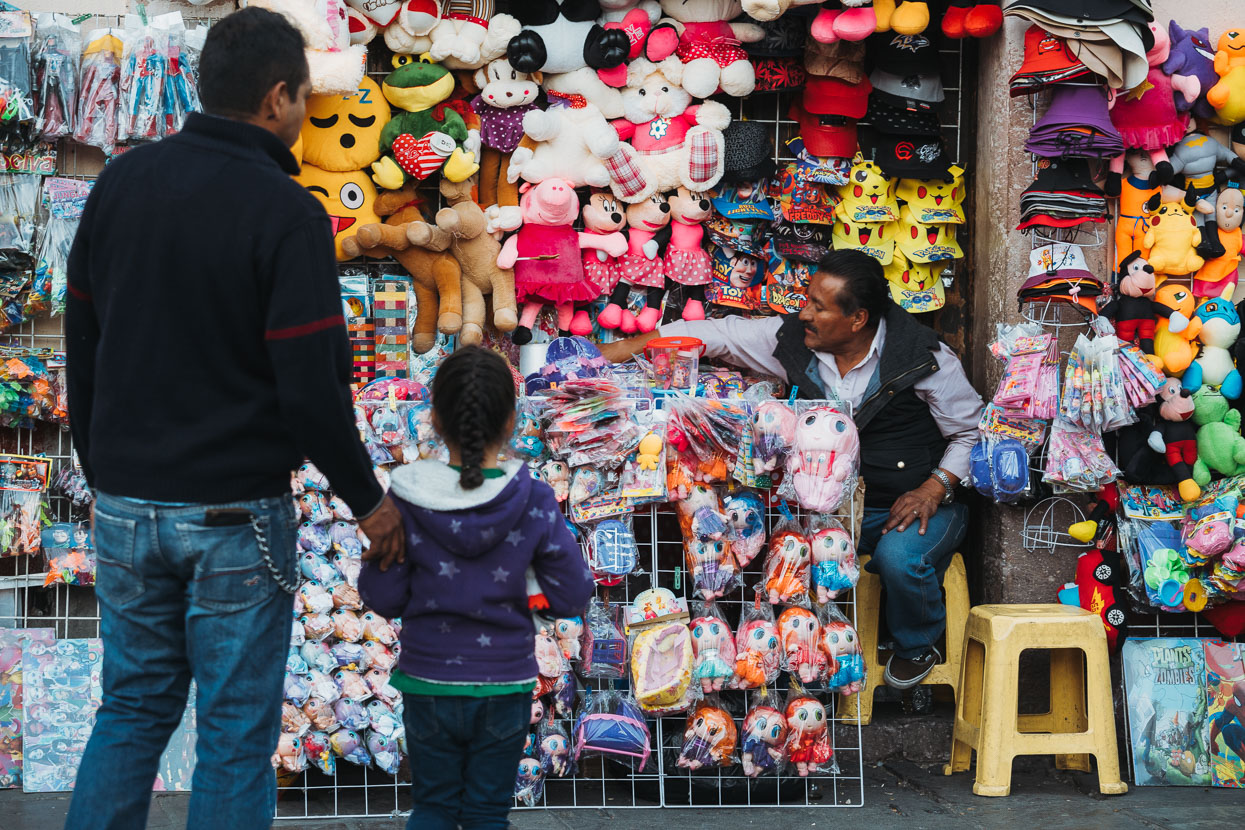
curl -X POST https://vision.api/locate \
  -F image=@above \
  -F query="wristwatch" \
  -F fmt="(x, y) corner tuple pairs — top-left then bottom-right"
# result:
(930, 469), (955, 505)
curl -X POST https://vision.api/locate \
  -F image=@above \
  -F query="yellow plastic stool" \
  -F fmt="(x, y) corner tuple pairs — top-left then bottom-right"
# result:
(840, 552), (968, 725)
(943, 604), (1128, 797)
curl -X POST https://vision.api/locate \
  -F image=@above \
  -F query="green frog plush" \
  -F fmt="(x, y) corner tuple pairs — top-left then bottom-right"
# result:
(372, 55), (479, 188)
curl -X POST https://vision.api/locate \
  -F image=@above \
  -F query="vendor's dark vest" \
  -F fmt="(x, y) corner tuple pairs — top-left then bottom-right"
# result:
(773, 308), (949, 509)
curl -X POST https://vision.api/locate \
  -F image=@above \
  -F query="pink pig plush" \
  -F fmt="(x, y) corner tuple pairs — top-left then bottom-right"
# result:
(497, 177), (627, 345)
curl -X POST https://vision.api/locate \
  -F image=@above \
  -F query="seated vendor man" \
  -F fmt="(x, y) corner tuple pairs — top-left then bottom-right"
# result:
(601, 250), (985, 689)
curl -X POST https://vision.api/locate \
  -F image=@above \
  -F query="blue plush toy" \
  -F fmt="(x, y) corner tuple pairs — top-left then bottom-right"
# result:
(1182, 299), (1243, 400)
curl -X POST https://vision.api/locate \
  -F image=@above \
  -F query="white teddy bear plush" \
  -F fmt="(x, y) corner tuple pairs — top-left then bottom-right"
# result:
(242, 0), (366, 94)
(382, 0), (520, 69)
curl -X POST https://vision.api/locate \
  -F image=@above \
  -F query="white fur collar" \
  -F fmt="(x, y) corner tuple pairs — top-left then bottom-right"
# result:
(390, 459), (525, 510)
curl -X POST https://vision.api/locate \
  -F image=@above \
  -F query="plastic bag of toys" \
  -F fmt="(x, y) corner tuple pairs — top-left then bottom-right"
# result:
(819, 603), (866, 696)
(675, 697), (739, 771)
(573, 689), (652, 772)
(740, 694), (787, 778)
(751, 397), (796, 477)
(781, 683), (834, 778)
(777, 604), (826, 685)
(33, 13), (79, 142)
(731, 591), (781, 690)
(628, 589), (696, 717)
(777, 401), (859, 514)
(579, 597), (627, 680)
(761, 510), (811, 606)
(689, 603), (735, 694)
(515, 754), (544, 807)
(41, 522), (94, 587)
(723, 489), (767, 568)
(537, 718), (573, 779)
(676, 486), (740, 601)
(75, 28), (123, 154)
(807, 515), (858, 603)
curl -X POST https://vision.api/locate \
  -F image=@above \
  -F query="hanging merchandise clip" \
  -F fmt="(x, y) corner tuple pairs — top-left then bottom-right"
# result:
(788, 386), (799, 405)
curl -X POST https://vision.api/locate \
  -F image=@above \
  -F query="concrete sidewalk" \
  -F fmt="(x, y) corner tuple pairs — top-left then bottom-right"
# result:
(5, 759), (1243, 829)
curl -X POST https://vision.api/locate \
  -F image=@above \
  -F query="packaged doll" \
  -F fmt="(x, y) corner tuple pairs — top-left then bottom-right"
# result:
(740, 702), (787, 778)
(689, 608), (736, 693)
(784, 695), (832, 777)
(676, 703), (738, 770)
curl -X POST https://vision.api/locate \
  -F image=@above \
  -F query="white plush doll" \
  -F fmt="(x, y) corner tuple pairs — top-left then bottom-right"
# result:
(507, 69), (623, 190)
(383, 0), (520, 69)
(604, 57), (730, 203)
(653, 0), (763, 98)
(243, 0), (367, 94)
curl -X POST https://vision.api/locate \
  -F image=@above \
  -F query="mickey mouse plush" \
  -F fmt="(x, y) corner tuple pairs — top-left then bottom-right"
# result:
(1147, 377), (1201, 503)
(503, 0), (631, 76)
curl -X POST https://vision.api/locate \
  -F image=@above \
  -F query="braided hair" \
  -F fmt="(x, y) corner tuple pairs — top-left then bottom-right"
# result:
(431, 346), (516, 489)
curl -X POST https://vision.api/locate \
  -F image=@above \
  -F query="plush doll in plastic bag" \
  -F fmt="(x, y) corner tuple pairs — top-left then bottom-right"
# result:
(551, 670), (578, 720)
(330, 728), (372, 767)
(777, 606), (826, 684)
(783, 694), (832, 777)
(334, 697), (371, 731)
(676, 701), (739, 771)
(763, 524), (811, 605)
(301, 641), (335, 674)
(515, 755), (545, 806)
(303, 696), (338, 732)
(303, 730), (335, 775)
(331, 581), (363, 611)
(580, 598), (627, 680)
(555, 617), (583, 662)
(782, 405), (860, 513)
(573, 690), (652, 772)
(366, 730), (402, 775)
(301, 613), (334, 643)
(333, 668), (372, 701)
(723, 490), (766, 567)
(689, 607), (736, 693)
(360, 610), (398, 645)
(820, 614), (866, 696)
(535, 625), (570, 697)
(741, 701), (787, 778)
(686, 536), (740, 601)
(540, 459), (571, 502)
(752, 400), (796, 475)
(809, 520), (859, 603)
(331, 608), (363, 642)
(731, 596), (781, 690)
(331, 642), (370, 672)
(282, 701), (311, 736)
(538, 719), (573, 778)
(308, 668), (343, 704)
(272, 732), (307, 773)
(75, 28), (122, 154)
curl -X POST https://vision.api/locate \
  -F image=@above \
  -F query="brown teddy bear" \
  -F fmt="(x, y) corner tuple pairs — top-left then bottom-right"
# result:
(434, 177), (519, 345)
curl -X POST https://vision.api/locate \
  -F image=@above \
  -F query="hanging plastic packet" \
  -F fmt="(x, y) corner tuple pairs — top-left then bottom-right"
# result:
(0, 11), (35, 146)
(0, 173), (38, 274)
(761, 507), (811, 606)
(626, 587), (696, 716)
(679, 493), (740, 601)
(819, 603), (866, 696)
(534, 623), (570, 697)
(751, 398), (796, 476)
(118, 14), (167, 143)
(779, 400), (859, 513)
(273, 732), (308, 773)
(161, 13), (201, 135)
(509, 400), (546, 463)
(723, 489), (767, 567)
(585, 514), (640, 585)
(740, 693), (787, 778)
(1180, 496), (1235, 567)
(781, 682), (833, 777)
(777, 604), (826, 684)
(675, 696), (739, 771)
(967, 436), (1031, 504)
(689, 602), (735, 694)
(367, 729), (402, 775)
(573, 689), (652, 772)
(51, 457), (92, 509)
(537, 718), (573, 778)
(41, 521), (95, 587)
(33, 13), (79, 142)
(807, 515), (858, 603)
(1043, 415), (1120, 494)
(302, 730), (335, 775)
(76, 28), (123, 154)
(620, 410), (667, 501)
(731, 590), (781, 690)
(579, 597), (627, 680)
(330, 728), (372, 767)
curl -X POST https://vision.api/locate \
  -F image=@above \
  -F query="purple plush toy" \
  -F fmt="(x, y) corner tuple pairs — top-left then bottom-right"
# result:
(1163, 22), (1219, 120)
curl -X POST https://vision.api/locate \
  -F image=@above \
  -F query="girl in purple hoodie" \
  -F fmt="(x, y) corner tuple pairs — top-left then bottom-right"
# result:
(359, 346), (593, 830)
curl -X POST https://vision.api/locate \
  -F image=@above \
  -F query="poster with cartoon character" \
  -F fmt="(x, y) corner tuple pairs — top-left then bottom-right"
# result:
(0, 627), (56, 788)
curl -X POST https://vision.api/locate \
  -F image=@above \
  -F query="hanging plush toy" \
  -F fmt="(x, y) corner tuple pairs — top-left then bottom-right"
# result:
(940, 0), (1001, 39)
(497, 177), (628, 344)
(810, 524), (859, 603)
(340, 185), (464, 352)
(371, 56), (479, 189)
(1110, 151), (1159, 263)
(723, 491), (766, 567)
(245, 0), (366, 94)
(1107, 23), (1185, 190)
(598, 191), (672, 333)
(605, 57), (731, 204)
(1151, 282), (1201, 375)
(503, 0), (632, 77)
(732, 617), (781, 689)
(777, 607), (825, 684)
(433, 177), (519, 343)
(1142, 191), (1205, 279)
(1100, 251), (1159, 357)
(786, 406), (860, 513)
(580, 189), (629, 304)
(508, 85), (622, 189)
(763, 528), (811, 605)
(300, 75), (390, 172)
(663, 187), (713, 321)
(1147, 377), (1202, 503)
(821, 620), (866, 694)
(676, 704), (738, 770)
(1183, 299), (1243, 400)
(382, 2), (520, 69)
(740, 703), (787, 777)
(295, 165), (382, 261)
(783, 696), (831, 777)
(1164, 22), (1218, 120)
(1193, 188), (1245, 300)
(690, 612), (736, 693)
(1207, 28), (1245, 126)
(651, 0), (762, 98)
(471, 57), (542, 228)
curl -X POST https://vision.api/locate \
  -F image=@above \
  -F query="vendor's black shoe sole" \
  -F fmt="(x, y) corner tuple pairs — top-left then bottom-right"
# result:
(884, 647), (942, 690)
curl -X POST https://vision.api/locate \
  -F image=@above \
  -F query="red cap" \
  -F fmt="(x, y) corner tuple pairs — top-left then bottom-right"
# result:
(1010, 25), (1089, 83)
(802, 75), (872, 118)
(789, 101), (859, 159)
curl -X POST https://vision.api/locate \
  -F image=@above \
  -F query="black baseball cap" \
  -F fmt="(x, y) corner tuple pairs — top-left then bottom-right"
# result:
(875, 134), (953, 180)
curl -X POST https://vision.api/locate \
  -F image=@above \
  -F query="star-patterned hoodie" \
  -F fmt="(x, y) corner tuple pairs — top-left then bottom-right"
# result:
(359, 459), (593, 685)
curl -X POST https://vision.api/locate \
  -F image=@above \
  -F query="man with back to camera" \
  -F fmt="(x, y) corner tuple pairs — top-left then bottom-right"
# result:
(64, 9), (405, 829)
(602, 250), (984, 689)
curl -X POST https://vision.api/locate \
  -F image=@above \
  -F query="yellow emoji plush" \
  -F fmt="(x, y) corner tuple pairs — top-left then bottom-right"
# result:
(294, 164), (381, 261)
(300, 76), (391, 172)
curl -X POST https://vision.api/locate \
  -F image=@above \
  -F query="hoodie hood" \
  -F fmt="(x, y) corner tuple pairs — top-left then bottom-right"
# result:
(390, 459), (533, 558)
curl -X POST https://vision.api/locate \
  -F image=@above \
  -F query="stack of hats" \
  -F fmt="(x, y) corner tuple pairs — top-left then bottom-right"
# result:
(1024, 85), (1123, 159)
(744, 14), (810, 94)
(882, 167), (969, 312)
(1003, 0), (1154, 90)
(1017, 243), (1103, 313)
(1018, 157), (1110, 230)
(1009, 25), (1093, 95)
(790, 38), (871, 159)
(867, 32), (952, 181)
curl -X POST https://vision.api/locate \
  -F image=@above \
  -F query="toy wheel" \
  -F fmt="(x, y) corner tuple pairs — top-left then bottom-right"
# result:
(1094, 562), (1114, 583)
(1105, 606), (1126, 628)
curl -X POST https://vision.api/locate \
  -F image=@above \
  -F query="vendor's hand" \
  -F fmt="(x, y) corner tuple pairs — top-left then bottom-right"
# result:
(599, 337), (640, 364)
(360, 496), (406, 572)
(882, 480), (944, 536)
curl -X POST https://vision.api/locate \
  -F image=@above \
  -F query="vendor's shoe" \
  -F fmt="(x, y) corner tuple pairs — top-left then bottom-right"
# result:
(891, 1), (930, 35)
(884, 647), (941, 690)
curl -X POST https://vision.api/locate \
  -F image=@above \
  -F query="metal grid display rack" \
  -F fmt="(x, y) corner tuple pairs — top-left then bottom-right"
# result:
(0, 17), (975, 820)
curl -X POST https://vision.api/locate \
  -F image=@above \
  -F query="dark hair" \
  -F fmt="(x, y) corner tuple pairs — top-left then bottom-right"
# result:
(815, 249), (891, 326)
(431, 346), (516, 489)
(199, 8), (309, 117)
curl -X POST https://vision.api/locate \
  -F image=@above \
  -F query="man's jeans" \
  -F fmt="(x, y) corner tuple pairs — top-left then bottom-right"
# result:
(402, 693), (530, 830)
(65, 492), (298, 830)
(858, 503), (969, 660)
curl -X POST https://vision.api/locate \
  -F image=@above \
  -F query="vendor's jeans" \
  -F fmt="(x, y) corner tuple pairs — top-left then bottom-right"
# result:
(402, 693), (530, 830)
(859, 503), (969, 660)
(65, 492), (298, 830)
